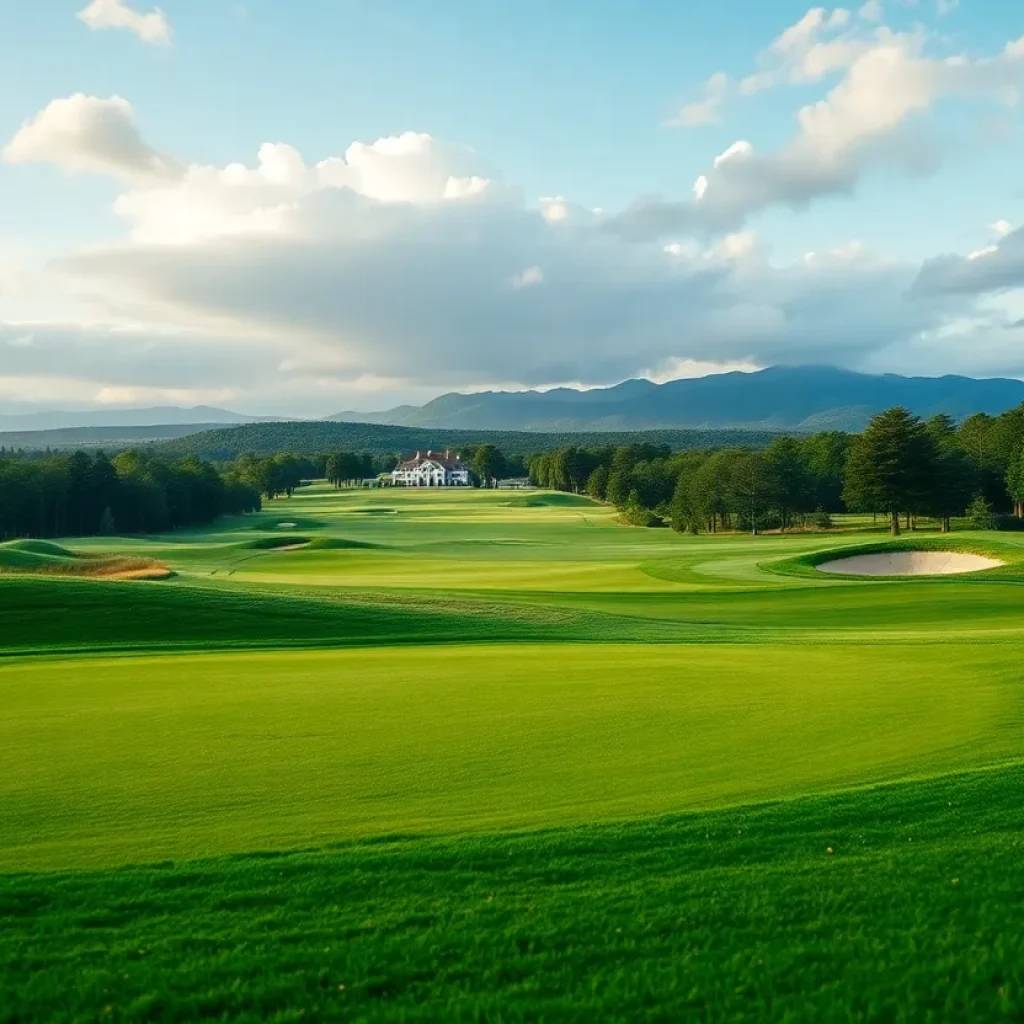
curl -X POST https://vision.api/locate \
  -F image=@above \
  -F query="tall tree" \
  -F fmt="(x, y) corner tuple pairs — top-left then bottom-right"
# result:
(843, 407), (934, 536)
(472, 445), (505, 488)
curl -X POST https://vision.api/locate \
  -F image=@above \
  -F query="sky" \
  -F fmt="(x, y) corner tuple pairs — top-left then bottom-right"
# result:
(2, 0), (1024, 416)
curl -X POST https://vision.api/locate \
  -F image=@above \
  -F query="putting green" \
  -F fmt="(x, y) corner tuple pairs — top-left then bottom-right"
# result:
(2, 642), (1022, 871)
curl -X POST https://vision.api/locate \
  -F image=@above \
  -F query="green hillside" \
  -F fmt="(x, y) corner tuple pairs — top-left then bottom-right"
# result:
(156, 420), (781, 459)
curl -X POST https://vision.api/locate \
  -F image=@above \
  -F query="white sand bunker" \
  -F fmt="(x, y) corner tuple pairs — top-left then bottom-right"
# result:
(819, 550), (1004, 577)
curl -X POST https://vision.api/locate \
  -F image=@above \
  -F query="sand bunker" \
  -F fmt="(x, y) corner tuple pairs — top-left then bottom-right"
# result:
(819, 551), (1004, 577)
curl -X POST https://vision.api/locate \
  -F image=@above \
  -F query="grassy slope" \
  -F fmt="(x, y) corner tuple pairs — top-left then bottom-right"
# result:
(2, 767), (1022, 1022)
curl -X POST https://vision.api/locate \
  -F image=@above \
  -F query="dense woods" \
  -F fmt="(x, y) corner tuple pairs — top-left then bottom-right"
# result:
(0, 450), (261, 540)
(155, 421), (780, 460)
(529, 405), (1024, 535)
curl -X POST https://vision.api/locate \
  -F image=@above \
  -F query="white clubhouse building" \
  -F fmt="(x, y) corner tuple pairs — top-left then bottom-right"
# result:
(391, 450), (471, 487)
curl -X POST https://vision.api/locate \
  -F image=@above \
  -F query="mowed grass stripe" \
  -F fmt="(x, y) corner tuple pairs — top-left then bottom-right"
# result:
(2, 643), (1022, 871)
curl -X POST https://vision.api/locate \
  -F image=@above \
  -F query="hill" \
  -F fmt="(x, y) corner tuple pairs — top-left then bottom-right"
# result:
(329, 366), (1024, 431)
(0, 405), (282, 433)
(0, 423), (240, 450)
(156, 421), (781, 459)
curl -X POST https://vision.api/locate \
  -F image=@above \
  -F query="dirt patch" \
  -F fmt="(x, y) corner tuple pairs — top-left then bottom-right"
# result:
(818, 551), (1004, 577)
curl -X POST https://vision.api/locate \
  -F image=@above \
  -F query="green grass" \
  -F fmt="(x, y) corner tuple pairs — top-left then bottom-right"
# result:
(5, 484), (1024, 1018)
(4, 642), (1022, 872)
(2, 766), (1022, 1022)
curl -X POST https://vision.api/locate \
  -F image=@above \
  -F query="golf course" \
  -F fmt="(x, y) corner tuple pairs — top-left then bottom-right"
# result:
(3, 484), (1024, 1020)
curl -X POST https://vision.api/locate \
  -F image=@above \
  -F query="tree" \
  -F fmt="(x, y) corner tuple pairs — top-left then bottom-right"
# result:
(966, 493), (996, 531)
(843, 407), (934, 536)
(606, 469), (630, 507)
(472, 445), (505, 488)
(98, 507), (116, 536)
(1006, 445), (1024, 519)
(801, 431), (851, 512)
(585, 465), (609, 500)
(764, 436), (810, 530)
(926, 415), (976, 532)
(728, 452), (774, 536)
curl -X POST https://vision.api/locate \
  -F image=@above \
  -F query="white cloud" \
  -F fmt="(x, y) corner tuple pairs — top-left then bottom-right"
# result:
(2, 88), (1020, 411)
(78, 0), (172, 46)
(667, 72), (730, 127)
(858, 1), (884, 23)
(612, 20), (1024, 240)
(936, 0), (958, 15)
(35, 117), (975, 393)
(914, 227), (1024, 296)
(3, 94), (179, 181)
(991, 219), (1013, 237)
(510, 266), (544, 290)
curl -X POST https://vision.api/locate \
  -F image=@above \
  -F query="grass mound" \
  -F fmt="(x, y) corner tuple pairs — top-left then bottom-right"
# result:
(243, 536), (313, 550)
(305, 537), (384, 551)
(0, 540), (76, 558)
(0, 541), (169, 580)
(2, 765), (1022, 1022)
(504, 493), (599, 508)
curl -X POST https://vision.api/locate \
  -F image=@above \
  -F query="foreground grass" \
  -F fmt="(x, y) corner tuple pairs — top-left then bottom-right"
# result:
(3, 765), (1022, 1022)
(3, 643), (1023, 871)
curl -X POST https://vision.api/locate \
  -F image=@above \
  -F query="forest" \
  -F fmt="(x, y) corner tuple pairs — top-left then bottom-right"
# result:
(528, 406), (1024, 535)
(155, 421), (780, 460)
(0, 450), (262, 540)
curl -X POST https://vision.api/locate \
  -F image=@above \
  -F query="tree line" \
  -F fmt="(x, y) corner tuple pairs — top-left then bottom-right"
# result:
(527, 406), (1024, 535)
(0, 450), (262, 541)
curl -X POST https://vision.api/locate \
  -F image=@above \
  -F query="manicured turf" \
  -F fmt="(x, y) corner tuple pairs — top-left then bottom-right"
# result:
(2, 767), (1023, 1022)
(5, 642), (1022, 871)
(4, 485), (1024, 1019)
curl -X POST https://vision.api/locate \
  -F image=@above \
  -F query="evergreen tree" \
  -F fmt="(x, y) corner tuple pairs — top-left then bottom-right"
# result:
(843, 407), (934, 536)
(966, 493), (996, 531)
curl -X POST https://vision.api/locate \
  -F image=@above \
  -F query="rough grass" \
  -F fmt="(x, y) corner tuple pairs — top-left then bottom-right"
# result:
(0, 541), (169, 580)
(2, 766), (1022, 1023)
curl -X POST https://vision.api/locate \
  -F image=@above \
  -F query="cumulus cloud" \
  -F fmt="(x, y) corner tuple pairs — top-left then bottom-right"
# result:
(38, 118), (969, 392)
(3, 94), (179, 180)
(78, 0), (172, 46)
(2, 80), (1019, 411)
(913, 227), (1024, 297)
(612, 14), (1024, 241)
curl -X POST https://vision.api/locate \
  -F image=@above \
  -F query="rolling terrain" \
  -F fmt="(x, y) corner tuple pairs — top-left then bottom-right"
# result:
(3, 486), (1024, 1020)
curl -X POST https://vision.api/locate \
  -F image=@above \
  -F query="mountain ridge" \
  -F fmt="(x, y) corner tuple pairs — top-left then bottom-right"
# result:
(327, 366), (1024, 432)
(0, 405), (285, 433)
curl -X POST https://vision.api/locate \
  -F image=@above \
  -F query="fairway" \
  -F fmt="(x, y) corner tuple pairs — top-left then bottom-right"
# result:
(4, 642), (1023, 870)
(5, 485), (1024, 1019)
(4, 484), (1024, 873)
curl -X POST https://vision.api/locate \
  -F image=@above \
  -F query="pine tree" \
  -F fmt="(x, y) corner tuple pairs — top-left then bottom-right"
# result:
(966, 493), (996, 531)
(842, 407), (934, 536)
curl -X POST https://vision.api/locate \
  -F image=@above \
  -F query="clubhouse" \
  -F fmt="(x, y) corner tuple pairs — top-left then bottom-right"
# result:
(391, 450), (471, 487)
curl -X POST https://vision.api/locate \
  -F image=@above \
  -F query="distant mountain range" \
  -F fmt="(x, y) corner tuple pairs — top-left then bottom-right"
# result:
(5, 367), (1024, 444)
(0, 405), (279, 433)
(328, 366), (1024, 432)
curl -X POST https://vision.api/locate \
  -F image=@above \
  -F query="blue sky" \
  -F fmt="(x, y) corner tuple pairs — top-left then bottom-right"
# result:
(2, 0), (1024, 414)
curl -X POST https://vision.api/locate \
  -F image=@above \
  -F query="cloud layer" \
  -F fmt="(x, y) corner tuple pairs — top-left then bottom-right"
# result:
(77, 0), (172, 46)
(2, 4), (1023, 413)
